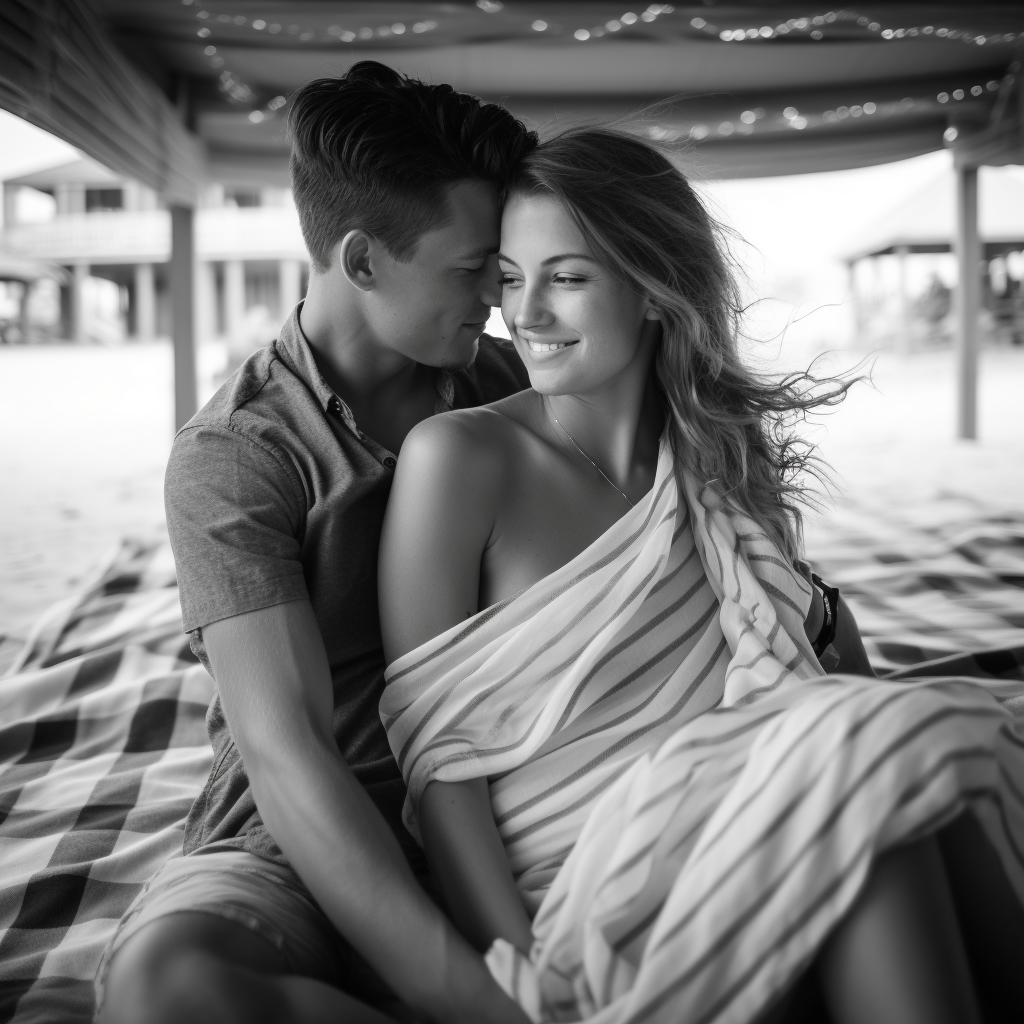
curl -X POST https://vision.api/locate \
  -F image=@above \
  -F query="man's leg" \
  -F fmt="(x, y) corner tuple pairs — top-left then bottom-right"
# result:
(101, 912), (396, 1024)
(96, 849), (414, 1024)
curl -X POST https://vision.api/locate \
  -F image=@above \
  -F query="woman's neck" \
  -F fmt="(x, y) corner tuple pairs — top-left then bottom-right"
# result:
(542, 334), (663, 493)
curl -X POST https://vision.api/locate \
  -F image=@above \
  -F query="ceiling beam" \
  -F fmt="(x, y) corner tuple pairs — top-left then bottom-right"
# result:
(0, 0), (206, 204)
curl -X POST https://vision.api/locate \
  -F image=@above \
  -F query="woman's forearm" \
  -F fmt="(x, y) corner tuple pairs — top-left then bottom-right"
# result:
(419, 778), (535, 954)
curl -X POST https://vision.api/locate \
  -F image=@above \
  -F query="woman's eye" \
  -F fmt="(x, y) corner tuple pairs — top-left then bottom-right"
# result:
(554, 275), (586, 285)
(500, 275), (521, 286)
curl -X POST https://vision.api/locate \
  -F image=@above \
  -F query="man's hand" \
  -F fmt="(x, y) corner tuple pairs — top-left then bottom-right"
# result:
(202, 600), (529, 1023)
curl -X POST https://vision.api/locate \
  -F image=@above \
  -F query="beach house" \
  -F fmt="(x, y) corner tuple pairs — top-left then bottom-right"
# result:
(2, 156), (307, 346)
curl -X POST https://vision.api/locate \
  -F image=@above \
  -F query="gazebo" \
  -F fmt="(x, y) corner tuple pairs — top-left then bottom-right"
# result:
(2, 1), (1023, 437)
(843, 166), (1024, 350)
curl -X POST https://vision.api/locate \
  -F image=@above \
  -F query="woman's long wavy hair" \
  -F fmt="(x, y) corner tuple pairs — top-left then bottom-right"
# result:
(509, 126), (853, 561)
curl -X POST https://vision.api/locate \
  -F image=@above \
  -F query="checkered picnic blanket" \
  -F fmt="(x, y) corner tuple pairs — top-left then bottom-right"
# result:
(0, 503), (1022, 1024)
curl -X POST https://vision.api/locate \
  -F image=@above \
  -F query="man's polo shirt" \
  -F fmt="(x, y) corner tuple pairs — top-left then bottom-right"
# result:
(165, 304), (529, 868)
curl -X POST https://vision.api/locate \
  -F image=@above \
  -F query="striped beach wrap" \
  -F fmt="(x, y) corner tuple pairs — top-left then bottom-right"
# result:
(380, 438), (1024, 1024)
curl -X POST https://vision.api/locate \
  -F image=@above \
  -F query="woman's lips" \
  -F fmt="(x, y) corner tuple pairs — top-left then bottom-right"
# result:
(525, 338), (579, 354)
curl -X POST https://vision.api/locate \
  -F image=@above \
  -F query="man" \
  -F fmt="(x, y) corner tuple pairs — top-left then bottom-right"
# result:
(98, 63), (536, 1024)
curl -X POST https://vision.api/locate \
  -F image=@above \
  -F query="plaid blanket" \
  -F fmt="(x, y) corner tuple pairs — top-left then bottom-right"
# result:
(1, 505), (1023, 1023)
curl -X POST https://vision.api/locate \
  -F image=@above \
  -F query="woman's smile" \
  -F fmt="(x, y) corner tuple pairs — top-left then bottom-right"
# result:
(522, 336), (579, 355)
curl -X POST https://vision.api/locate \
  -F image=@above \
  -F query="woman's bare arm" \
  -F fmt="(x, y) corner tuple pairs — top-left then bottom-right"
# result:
(379, 412), (535, 952)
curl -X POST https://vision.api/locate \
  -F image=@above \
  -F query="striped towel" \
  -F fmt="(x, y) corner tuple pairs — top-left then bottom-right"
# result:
(381, 438), (1024, 1023)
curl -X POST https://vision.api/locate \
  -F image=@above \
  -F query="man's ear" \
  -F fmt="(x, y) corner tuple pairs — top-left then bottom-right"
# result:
(337, 229), (375, 291)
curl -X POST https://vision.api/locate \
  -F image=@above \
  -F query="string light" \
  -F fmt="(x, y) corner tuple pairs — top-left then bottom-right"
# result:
(693, 10), (1022, 46)
(647, 70), (1011, 146)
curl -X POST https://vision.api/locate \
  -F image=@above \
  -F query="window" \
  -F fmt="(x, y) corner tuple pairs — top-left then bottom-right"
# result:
(85, 188), (123, 212)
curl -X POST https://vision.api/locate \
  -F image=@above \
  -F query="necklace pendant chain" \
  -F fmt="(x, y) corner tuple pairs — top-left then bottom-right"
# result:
(552, 415), (634, 509)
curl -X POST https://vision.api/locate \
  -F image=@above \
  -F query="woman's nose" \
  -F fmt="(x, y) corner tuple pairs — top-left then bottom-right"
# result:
(513, 283), (553, 332)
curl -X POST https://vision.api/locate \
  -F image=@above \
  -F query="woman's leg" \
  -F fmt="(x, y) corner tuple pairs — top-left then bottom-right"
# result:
(817, 836), (981, 1024)
(937, 811), (1024, 1024)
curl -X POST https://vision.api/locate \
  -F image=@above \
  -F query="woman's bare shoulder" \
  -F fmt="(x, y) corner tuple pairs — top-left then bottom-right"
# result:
(399, 392), (540, 474)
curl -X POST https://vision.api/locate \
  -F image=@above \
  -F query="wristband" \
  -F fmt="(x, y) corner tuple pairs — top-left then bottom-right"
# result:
(810, 573), (840, 658)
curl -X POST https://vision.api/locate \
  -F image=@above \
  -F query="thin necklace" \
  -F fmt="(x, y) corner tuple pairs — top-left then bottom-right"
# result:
(551, 414), (635, 509)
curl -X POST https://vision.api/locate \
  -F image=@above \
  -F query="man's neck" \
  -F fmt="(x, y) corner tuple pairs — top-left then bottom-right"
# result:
(299, 271), (417, 405)
(297, 269), (438, 453)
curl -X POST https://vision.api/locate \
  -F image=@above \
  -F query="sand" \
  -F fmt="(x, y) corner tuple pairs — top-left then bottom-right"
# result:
(1, 341), (1022, 666)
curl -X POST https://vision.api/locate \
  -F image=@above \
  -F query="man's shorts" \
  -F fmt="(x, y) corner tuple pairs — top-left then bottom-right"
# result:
(94, 846), (396, 1015)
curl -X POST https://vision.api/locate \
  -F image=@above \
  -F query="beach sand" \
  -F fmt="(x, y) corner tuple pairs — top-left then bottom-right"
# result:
(1, 341), (1022, 669)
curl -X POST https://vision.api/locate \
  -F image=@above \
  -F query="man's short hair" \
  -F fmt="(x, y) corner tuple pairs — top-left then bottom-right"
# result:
(287, 62), (537, 272)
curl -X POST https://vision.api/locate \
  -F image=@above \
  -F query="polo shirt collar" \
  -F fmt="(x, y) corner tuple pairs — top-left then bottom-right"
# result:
(274, 303), (457, 432)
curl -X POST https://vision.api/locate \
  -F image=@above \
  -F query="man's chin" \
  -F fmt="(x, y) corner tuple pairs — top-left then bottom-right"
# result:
(440, 333), (480, 372)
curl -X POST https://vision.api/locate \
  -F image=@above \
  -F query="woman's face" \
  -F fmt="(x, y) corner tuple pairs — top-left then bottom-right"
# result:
(499, 193), (657, 396)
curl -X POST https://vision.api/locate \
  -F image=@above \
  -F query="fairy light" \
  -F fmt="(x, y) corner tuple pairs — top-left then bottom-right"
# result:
(646, 68), (1010, 146)
(698, 9), (1022, 45)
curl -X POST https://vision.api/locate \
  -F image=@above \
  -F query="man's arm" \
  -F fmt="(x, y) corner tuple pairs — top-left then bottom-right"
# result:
(202, 598), (528, 1024)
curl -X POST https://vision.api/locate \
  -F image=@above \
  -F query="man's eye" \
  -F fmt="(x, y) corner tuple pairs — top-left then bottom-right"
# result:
(457, 263), (487, 275)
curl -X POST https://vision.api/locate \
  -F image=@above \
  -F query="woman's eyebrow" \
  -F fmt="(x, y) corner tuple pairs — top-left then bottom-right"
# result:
(542, 253), (599, 266)
(497, 252), (598, 267)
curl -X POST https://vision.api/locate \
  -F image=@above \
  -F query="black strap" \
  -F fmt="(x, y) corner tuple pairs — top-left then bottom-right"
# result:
(810, 573), (840, 658)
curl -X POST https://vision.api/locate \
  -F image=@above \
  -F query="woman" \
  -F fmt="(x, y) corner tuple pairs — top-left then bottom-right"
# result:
(377, 128), (1024, 1024)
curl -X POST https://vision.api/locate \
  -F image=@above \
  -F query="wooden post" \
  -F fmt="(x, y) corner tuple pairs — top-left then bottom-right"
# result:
(170, 205), (198, 430)
(895, 245), (912, 354)
(72, 262), (88, 344)
(133, 262), (155, 340)
(954, 164), (980, 440)
(224, 259), (245, 341)
(847, 259), (864, 345)
(279, 258), (302, 320)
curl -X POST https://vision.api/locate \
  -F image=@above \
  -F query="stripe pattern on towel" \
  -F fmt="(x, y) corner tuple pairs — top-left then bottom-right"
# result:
(381, 438), (1024, 1023)
(382, 441), (731, 912)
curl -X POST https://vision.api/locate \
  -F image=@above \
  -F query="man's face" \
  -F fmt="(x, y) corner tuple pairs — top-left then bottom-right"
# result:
(365, 180), (502, 369)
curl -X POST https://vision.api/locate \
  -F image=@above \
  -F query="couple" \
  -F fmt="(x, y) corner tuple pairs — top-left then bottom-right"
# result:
(98, 63), (1024, 1024)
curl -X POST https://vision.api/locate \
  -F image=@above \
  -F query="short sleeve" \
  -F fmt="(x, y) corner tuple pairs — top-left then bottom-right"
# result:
(165, 424), (309, 632)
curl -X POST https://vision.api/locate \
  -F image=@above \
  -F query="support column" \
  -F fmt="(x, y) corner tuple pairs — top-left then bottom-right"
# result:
(133, 263), (156, 340)
(954, 164), (980, 440)
(278, 258), (301, 320)
(71, 262), (88, 344)
(170, 206), (198, 429)
(18, 281), (32, 343)
(224, 259), (245, 340)
(196, 260), (217, 344)
(847, 259), (864, 345)
(895, 245), (912, 354)
(3, 185), (18, 228)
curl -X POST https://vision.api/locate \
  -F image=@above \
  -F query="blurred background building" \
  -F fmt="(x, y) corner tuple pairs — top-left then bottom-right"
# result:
(2, 155), (307, 359)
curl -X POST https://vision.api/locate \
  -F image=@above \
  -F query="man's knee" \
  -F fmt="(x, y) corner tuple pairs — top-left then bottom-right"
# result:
(100, 912), (288, 1024)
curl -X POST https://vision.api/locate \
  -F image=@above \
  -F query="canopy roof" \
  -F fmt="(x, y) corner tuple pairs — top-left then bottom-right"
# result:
(844, 165), (1024, 260)
(3, 1), (1024, 198)
(4, 157), (123, 191)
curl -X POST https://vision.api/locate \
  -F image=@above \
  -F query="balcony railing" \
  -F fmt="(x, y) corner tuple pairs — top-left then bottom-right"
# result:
(2, 207), (308, 265)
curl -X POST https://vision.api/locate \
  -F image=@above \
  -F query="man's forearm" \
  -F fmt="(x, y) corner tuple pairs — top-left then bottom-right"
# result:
(248, 736), (525, 1023)
(202, 602), (528, 1024)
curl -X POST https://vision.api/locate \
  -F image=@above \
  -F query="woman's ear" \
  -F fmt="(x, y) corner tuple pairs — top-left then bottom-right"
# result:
(337, 230), (374, 291)
(644, 305), (661, 321)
